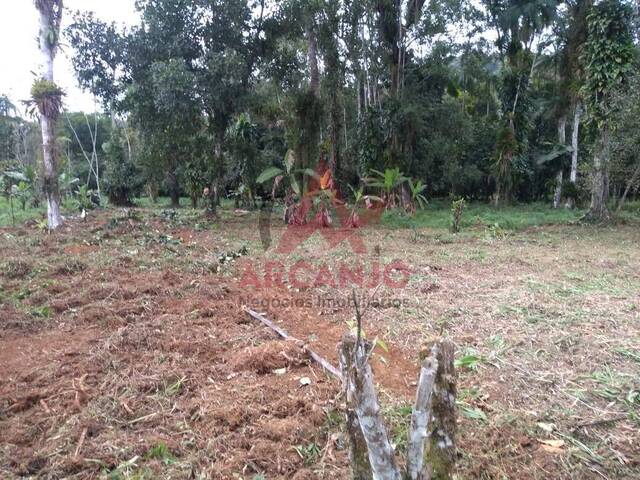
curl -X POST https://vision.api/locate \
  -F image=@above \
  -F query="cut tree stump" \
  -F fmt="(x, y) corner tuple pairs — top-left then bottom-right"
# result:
(423, 339), (457, 480)
(340, 337), (374, 480)
(339, 334), (457, 480)
(340, 333), (401, 480)
(406, 343), (439, 480)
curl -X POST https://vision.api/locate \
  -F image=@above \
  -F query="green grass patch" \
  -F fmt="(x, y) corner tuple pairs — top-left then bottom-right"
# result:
(0, 197), (45, 227)
(380, 200), (584, 231)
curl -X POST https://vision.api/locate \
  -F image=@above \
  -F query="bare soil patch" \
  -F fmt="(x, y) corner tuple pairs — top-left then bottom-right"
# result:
(0, 209), (638, 479)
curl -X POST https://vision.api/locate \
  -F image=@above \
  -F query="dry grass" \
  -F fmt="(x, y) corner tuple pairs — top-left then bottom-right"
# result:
(0, 207), (638, 479)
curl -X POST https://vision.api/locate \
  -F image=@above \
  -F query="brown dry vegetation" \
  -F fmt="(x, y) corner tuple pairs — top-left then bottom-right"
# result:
(0, 207), (638, 479)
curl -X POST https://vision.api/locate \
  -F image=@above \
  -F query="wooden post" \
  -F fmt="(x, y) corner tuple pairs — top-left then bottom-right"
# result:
(406, 343), (439, 480)
(339, 338), (373, 479)
(424, 340), (457, 480)
(340, 333), (401, 480)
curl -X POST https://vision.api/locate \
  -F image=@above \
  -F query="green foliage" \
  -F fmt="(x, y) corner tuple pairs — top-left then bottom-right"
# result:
(73, 185), (97, 211)
(581, 0), (634, 129)
(0, 171), (33, 225)
(58, 172), (80, 199)
(381, 200), (583, 230)
(365, 167), (409, 209)
(145, 443), (175, 465)
(493, 124), (519, 204)
(30, 79), (64, 101)
(294, 443), (321, 466)
(227, 113), (261, 207)
(257, 150), (318, 199)
(408, 179), (428, 210)
(450, 197), (466, 233)
(0, 95), (16, 117)
(62, 0), (639, 212)
(256, 166), (285, 185)
(103, 127), (141, 206)
(0, 196), (44, 227)
(455, 353), (483, 370)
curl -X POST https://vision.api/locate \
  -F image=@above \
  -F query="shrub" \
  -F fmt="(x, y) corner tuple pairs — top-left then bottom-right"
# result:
(103, 127), (142, 206)
(450, 198), (466, 233)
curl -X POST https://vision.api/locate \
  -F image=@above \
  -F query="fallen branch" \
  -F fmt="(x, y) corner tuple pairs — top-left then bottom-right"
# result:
(573, 415), (627, 430)
(39, 399), (51, 414)
(127, 412), (158, 425)
(244, 308), (342, 379)
(74, 427), (88, 458)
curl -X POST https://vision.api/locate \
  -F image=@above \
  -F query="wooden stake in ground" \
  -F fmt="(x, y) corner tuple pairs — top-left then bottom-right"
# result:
(340, 333), (456, 480)
(340, 333), (401, 480)
(423, 340), (457, 480)
(406, 343), (439, 480)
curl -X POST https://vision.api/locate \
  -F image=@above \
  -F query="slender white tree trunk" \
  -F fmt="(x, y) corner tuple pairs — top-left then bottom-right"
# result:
(566, 102), (582, 208)
(41, 114), (62, 228)
(36, 1), (63, 230)
(586, 127), (611, 221)
(553, 116), (567, 208)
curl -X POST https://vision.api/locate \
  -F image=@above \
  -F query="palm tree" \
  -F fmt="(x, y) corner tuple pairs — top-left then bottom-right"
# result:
(257, 150), (318, 224)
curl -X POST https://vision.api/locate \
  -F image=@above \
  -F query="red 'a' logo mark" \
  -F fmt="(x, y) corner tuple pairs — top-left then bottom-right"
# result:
(274, 161), (384, 255)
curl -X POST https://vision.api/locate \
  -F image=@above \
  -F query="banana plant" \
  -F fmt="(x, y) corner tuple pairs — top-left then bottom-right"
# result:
(256, 150), (318, 224)
(343, 185), (383, 228)
(407, 179), (428, 214)
(364, 167), (409, 209)
(58, 172), (80, 199)
(14, 182), (31, 211)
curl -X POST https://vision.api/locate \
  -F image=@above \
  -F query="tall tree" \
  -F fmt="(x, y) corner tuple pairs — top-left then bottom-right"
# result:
(562, 0), (591, 208)
(33, 0), (64, 230)
(485, 0), (559, 205)
(581, 0), (634, 221)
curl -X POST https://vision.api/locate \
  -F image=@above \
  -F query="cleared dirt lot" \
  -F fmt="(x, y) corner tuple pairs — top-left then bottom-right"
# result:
(1, 208), (638, 479)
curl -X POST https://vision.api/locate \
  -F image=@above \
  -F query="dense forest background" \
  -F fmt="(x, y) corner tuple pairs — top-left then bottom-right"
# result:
(1, 0), (640, 223)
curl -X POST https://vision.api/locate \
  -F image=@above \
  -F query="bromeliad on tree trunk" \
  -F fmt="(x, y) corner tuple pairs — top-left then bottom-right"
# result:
(32, 0), (65, 230)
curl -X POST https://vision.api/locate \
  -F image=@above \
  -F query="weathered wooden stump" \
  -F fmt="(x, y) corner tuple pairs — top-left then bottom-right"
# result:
(339, 334), (457, 480)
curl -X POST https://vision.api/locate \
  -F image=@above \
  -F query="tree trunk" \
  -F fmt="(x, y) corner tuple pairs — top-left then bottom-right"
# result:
(326, 46), (342, 185)
(340, 334), (401, 480)
(307, 24), (320, 98)
(553, 116), (566, 209)
(424, 340), (457, 480)
(207, 140), (223, 217)
(36, 1), (63, 230)
(566, 102), (582, 208)
(339, 341), (374, 480)
(617, 162), (640, 213)
(167, 165), (180, 208)
(41, 114), (62, 228)
(406, 345), (438, 480)
(585, 128), (611, 221)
